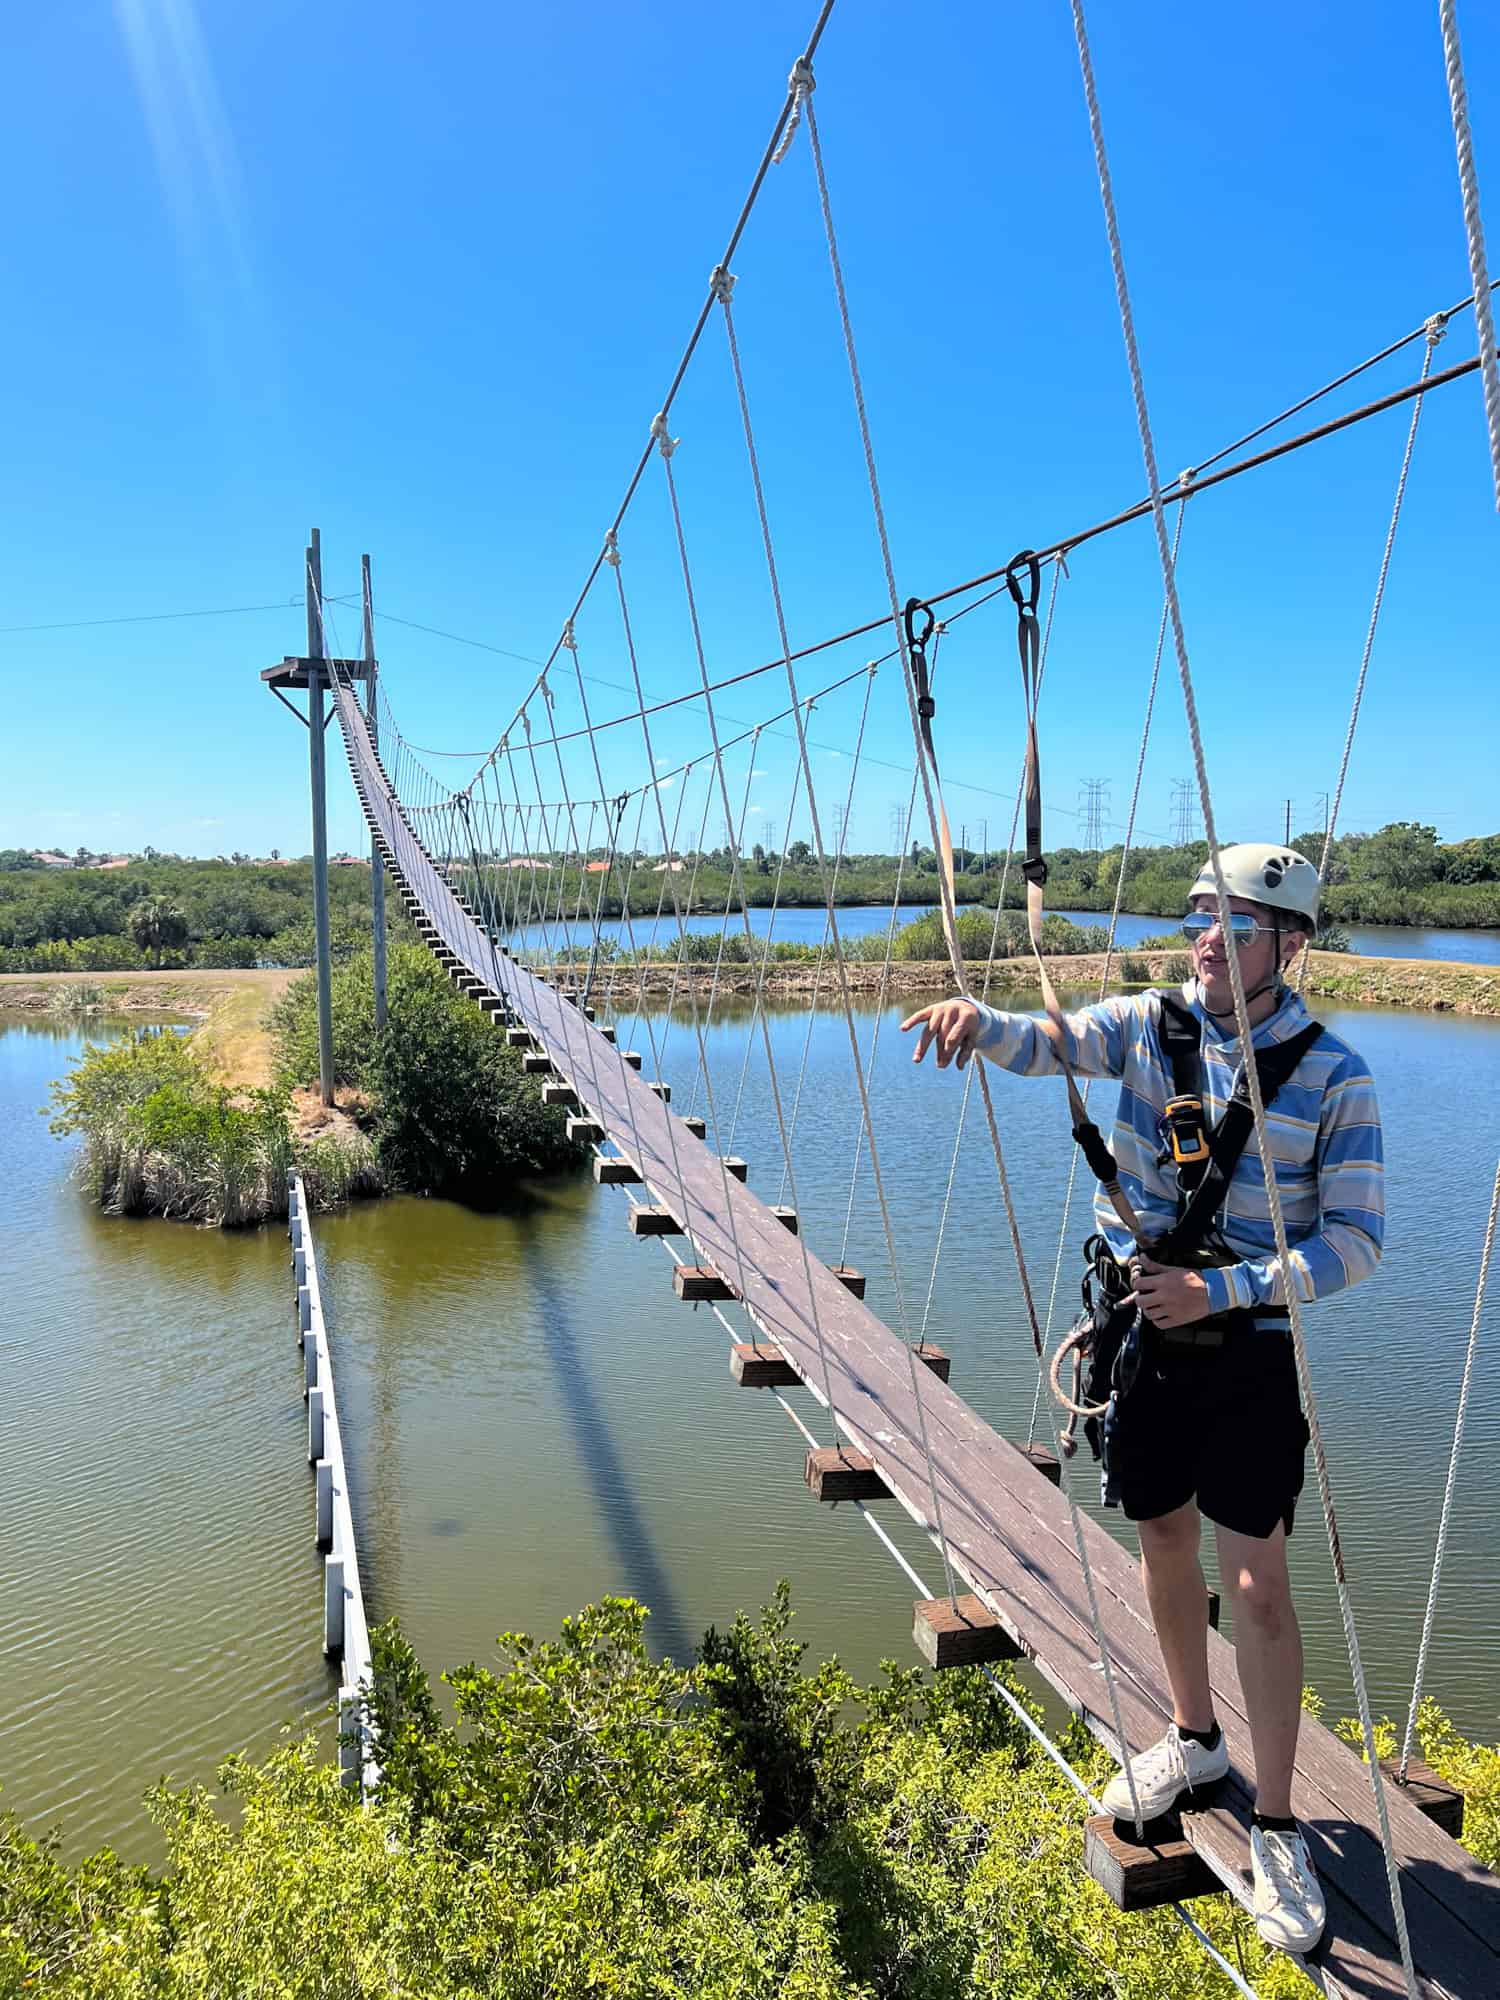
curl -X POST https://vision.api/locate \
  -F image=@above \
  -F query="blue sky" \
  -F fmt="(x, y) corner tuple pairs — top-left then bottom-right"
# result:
(1, 0), (1496, 861)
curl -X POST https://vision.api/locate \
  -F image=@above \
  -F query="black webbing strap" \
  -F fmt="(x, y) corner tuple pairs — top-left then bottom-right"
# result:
(902, 597), (961, 971)
(1153, 1006), (1325, 1263)
(1001, 546), (1139, 1242)
(1006, 551), (1046, 891)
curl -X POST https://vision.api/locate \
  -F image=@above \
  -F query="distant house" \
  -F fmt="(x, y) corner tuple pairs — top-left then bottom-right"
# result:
(651, 859), (685, 873)
(331, 855), (369, 867)
(95, 855), (130, 870)
(584, 860), (611, 874)
(30, 850), (72, 868)
(502, 856), (543, 869)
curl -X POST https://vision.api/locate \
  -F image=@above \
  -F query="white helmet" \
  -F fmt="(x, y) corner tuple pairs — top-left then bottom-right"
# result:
(1188, 842), (1320, 927)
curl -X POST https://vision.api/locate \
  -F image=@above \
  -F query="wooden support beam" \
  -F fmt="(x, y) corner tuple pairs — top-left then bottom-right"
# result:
(593, 1156), (642, 1185)
(1207, 1591), (1221, 1632)
(911, 1342), (951, 1381)
(506, 1028), (535, 1048)
(541, 1082), (577, 1108)
(628, 1206), (684, 1237)
(912, 1593), (1023, 1670)
(567, 1115), (605, 1142)
(648, 1080), (671, 1102)
(599, 1024), (617, 1043)
(682, 1114), (707, 1139)
(676, 1266), (737, 1303)
(805, 1445), (891, 1502)
(522, 1053), (554, 1075)
(771, 1205), (799, 1233)
(830, 1264), (865, 1297)
(1382, 1758), (1464, 1839)
(1016, 1443), (1062, 1487)
(1084, 1814), (1225, 1911)
(731, 1342), (798, 1386)
(621, 1050), (642, 1070)
(720, 1156), (749, 1182)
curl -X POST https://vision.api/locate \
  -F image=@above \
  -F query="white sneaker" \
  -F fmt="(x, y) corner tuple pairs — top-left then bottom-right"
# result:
(1101, 1723), (1229, 1821)
(1251, 1823), (1327, 1953)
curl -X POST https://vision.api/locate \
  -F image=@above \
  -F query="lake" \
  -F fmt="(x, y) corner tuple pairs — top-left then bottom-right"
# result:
(3, 992), (1498, 1862)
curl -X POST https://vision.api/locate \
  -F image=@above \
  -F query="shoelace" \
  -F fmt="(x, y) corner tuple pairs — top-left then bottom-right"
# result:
(1255, 1830), (1311, 1908)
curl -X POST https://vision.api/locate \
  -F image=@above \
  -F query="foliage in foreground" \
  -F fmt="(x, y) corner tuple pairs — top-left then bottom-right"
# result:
(46, 1029), (376, 1227)
(5, 1589), (1495, 1998)
(268, 944), (586, 1200)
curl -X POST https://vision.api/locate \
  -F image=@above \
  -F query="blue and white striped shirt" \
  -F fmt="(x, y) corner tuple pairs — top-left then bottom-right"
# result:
(971, 982), (1384, 1317)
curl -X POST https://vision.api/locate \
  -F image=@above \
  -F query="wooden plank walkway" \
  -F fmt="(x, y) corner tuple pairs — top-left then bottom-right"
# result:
(333, 682), (1500, 2000)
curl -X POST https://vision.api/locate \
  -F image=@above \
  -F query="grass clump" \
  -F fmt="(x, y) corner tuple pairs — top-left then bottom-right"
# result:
(46, 1029), (374, 1226)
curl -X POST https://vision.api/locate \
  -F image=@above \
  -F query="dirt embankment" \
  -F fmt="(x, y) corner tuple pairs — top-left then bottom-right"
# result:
(0, 968), (298, 1089)
(543, 950), (1500, 1017)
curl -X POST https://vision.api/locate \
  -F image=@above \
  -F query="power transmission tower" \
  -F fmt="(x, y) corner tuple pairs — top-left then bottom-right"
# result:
(832, 801), (847, 856)
(889, 800), (908, 854)
(1170, 778), (1200, 846)
(1078, 779), (1110, 850)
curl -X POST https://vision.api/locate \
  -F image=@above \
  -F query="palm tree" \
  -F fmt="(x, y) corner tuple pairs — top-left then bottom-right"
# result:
(129, 896), (190, 968)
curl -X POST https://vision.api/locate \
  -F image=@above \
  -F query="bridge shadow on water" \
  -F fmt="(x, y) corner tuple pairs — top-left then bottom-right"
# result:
(517, 1206), (695, 1665)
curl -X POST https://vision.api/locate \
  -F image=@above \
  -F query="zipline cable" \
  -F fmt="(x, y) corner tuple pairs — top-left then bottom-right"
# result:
(1438, 0), (1500, 509)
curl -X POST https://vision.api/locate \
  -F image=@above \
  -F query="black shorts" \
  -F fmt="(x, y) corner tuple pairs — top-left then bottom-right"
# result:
(1114, 1325), (1309, 1540)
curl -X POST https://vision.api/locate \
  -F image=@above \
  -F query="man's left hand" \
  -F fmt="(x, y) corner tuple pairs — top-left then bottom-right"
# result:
(1131, 1255), (1212, 1330)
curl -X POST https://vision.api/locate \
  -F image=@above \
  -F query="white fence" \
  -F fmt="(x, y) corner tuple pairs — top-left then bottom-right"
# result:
(288, 1171), (375, 1789)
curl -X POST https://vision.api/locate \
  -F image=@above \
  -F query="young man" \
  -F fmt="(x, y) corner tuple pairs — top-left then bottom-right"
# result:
(901, 843), (1383, 1954)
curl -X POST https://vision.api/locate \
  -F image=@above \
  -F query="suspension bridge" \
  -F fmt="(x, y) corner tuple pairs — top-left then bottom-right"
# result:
(260, 4), (1500, 1995)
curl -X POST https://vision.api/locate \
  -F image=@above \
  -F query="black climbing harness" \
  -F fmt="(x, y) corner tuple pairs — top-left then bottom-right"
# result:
(1052, 993), (1326, 1504)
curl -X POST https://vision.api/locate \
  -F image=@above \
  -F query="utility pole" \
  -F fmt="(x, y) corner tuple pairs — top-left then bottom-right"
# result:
(306, 533), (335, 1105)
(362, 554), (388, 1031)
(1170, 778), (1199, 847)
(1284, 797), (1293, 845)
(1079, 778), (1110, 851)
(980, 816), (988, 869)
(262, 529), (375, 1110)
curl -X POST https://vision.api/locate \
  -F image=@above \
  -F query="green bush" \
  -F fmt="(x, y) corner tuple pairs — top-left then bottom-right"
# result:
(892, 908), (1110, 962)
(3, 1588), (1492, 1998)
(269, 945), (587, 1200)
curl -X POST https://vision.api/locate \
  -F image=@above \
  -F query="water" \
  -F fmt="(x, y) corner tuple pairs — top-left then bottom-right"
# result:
(507, 900), (1500, 964)
(4, 994), (1498, 1863)
(0, 1015), (335, 1860)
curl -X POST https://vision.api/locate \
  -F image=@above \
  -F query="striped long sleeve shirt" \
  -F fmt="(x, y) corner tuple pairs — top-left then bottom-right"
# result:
(970, 981), (1384, 1317)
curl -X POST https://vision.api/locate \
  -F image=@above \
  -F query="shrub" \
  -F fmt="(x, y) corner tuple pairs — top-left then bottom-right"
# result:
(269, 945), (587, 1200)
(4, 1589), (1492, 1997)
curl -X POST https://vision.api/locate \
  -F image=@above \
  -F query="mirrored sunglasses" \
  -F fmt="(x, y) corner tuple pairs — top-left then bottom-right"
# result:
(1181, 910), (1276, 946)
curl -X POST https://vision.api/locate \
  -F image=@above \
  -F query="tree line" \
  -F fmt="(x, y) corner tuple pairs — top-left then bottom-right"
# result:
(2, 824), (1496, 973)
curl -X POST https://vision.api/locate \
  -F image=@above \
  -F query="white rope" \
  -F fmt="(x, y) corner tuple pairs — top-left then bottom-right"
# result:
(1400, 1154), (1500, 1779)
(716, 277), (957, 1602)
(799, 76), (1145, 1830)
(1068, 3), (1419, 1985)
(1438, 0), (1500, 509)
(1027, 496), (1186, 1447)
(1300, 320), (1445, 993)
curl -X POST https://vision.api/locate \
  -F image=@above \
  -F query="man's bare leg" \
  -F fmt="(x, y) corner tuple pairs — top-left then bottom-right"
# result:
(1138, 1501), (1214, 1731)
(1217, 1522), (1302, 1817)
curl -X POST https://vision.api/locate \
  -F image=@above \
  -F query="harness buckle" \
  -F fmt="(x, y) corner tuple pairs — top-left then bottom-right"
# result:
(1021, 856), (1049, 888)
(917, 694), (936, 720)
(1163, 1092), (1210, 1168)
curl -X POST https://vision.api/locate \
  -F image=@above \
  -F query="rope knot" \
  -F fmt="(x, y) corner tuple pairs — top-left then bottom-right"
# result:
(1424, 310), (1450, 346)
(603, 530), (621, 568)
(560, 621), (577, 653)
(771, 58), (815, 164)
(650, 412), (678, 460)
(710, 264), (736, 304)
(1177, 465), (1196, 493)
